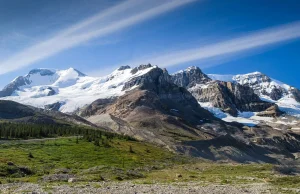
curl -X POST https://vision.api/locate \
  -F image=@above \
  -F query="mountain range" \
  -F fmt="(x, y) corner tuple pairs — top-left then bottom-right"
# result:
(1, 64), (300, 162)
(1, 65), (299, 119)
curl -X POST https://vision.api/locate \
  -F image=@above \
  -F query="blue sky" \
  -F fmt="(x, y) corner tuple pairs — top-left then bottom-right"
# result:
(0, 0), (300, 89)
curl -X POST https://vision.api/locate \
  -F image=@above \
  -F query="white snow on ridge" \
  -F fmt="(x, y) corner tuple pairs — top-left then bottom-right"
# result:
(199, 102), (273, 127)
(277, 96), (300, 117)
(1, 66), (156, 113)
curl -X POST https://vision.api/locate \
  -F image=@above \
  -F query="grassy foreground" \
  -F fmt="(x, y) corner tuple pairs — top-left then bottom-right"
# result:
(0, 137), (299, 193)
(0, 137), (180, 183)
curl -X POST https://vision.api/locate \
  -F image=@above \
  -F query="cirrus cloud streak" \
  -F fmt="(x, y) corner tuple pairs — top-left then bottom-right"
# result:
(0, 0), (196, 75)
(122, 21), (300, 69)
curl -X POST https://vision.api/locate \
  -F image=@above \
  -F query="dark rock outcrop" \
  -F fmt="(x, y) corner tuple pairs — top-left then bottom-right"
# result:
(262, 87), (285, 101)
(256, 105), (283, 117)
(46, 87), (56, 96)
(45, 102), (64, 111)
(28, 69), (55, 76)
(117, 65), (131, 71)
(130, 64), (153, 74)
(291, 88), (300, 103)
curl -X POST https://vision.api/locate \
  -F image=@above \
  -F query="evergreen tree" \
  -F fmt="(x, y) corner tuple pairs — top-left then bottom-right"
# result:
(129, 145), (134, 153)
(94, 138), (100, 147)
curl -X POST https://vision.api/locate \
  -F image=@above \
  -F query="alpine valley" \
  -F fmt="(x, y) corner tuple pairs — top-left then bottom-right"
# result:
(1, 64), (300, 163)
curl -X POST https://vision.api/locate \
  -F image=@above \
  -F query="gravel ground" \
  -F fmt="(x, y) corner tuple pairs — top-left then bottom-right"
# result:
(0, 181), (277, 194)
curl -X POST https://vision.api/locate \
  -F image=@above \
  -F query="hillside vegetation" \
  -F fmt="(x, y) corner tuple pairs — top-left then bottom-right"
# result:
(0, 137), (299, 193)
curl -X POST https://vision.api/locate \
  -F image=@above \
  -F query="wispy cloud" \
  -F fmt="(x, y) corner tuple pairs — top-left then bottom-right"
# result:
(122, 21), (300, 68)
(0, 0), (196, 75)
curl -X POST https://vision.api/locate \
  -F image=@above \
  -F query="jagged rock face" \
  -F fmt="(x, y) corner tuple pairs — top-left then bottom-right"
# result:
(171, 66), (211, 88)
(123, 67), (203, 112)
(189, 81), (276, 116)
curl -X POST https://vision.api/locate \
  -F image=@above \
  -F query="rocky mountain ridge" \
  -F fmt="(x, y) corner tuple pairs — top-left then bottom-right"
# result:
(171, 67), (280, 117)
(208, 72), (300, 117)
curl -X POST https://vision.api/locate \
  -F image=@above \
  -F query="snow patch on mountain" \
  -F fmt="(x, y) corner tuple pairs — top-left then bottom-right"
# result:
(199, 102), (273, 126)
(276, 96), (300, 117)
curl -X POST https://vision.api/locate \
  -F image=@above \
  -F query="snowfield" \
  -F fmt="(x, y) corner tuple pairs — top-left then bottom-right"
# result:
(1, 66), (156, 113)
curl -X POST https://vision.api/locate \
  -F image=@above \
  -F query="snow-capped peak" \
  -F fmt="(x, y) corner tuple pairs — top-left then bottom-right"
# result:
(0, 65), (156, 113)
(22, 67), (86, 88)
(53, 68), (86, 88)
(233, 71), (271, 85)
(172, 66), (203, 75)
